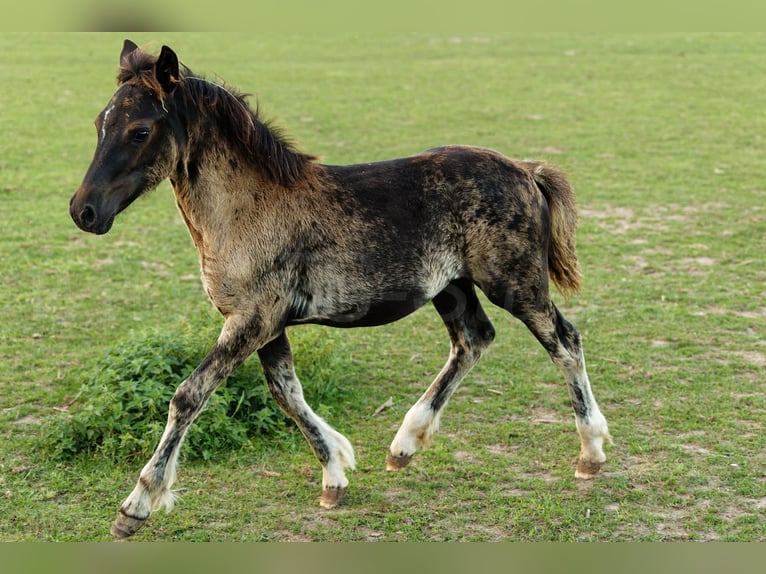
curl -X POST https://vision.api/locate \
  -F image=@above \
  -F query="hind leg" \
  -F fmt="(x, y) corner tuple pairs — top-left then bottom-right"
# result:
(387, 279), (495, 470)
(257, 331), (356, 509)
(544, 306), (612, 478)
(487, 286), (611, 478)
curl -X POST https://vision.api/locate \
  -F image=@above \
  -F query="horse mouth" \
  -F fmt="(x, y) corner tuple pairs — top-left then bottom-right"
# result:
(70, 201), (116, 235)
(87, 216), (116, 235)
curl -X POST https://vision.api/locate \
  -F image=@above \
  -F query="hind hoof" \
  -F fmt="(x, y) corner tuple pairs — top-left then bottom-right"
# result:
(111, 511), (148, 539)
(320, 486), (347, 509)
(386, 452), (413, 471)
(575, 459), (604, 479)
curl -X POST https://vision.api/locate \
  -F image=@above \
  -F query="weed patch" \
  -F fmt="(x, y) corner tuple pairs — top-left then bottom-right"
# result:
(43, 325), (351, 462)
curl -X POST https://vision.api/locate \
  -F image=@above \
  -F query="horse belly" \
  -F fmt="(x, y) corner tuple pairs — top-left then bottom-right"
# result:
(288, 287), (431, 328)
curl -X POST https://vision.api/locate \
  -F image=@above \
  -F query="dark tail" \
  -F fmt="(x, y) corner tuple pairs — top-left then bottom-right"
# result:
(521, 160), (582, 298)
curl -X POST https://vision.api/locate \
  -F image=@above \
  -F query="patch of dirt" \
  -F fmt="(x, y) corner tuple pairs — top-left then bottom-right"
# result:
(734, 351), (766, 367)
(580, 206), (637, 234)
(11, 415), (41, 425)
(654, 507), (690, 540)
(453, 450), (478, 463)
(677, 443), (712, 456)
(719, 499), (766, 524)
(383, 487), (412, 504)
(517, 470), (559, 484)
(530, 408), (566, 425)
(455, 522), (509, 541)
(624, 254), (651, 274)
(272, 529), (315, 542)
(706, 306), (766, 319)
(502, 487), (535, 498)
(678, 256), (718, 276)
(582, 201), (735, 242)
(485, 443), (520, 457)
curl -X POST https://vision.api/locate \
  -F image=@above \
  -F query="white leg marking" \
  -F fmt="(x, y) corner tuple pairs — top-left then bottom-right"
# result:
(302, 408), (355, 509)
(120, 474), (177, 518)
(570, 355), (612, 478)
(549, 347), (612, 478)
(575, 407), (612, 478)
(118, 422), (187, 521)
(389, 399), (442, 461)
(316, 415), (356, 490)
(278, 374), (356, 492)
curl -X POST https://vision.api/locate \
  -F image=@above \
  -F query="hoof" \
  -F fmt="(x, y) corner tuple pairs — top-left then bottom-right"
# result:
(386, 452), (413, 471)
(320, 486), (347, 509)
(111, 511), (148, 539)
(575, 459), (604, 479)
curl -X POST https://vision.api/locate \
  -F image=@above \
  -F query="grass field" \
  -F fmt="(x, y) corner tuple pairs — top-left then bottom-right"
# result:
(1, 32), (764, 541)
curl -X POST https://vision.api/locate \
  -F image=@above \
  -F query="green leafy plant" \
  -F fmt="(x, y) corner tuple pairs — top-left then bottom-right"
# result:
(44, 326), (350, 462)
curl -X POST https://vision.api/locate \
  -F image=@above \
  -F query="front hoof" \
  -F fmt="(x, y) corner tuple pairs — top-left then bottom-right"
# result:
(320, 486), (347, 509)
(111, 511), (148, 539)
(575, 459), (604, 479)
(386, 452), (413, 471)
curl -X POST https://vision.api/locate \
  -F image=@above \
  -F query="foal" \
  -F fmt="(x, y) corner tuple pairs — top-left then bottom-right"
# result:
(69, 40), (611, 539)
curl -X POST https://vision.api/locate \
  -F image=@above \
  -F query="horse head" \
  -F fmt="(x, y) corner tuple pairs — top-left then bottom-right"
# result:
(70, 40), (183, 234)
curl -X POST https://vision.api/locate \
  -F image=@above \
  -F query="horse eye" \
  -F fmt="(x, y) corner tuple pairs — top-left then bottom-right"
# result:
(132, 127), (151, 144)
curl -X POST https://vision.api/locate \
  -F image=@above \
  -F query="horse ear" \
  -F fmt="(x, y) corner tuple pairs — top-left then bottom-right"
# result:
(155, 45), (180, 95)
(120, 39), (139, 67)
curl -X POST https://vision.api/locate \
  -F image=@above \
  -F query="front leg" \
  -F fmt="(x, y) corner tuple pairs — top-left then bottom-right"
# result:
(111, 314), (271, 539)
(257, 332), (356, 509)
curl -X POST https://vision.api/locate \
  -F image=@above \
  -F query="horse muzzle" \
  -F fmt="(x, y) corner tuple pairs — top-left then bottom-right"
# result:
(69, 191), (115, 235)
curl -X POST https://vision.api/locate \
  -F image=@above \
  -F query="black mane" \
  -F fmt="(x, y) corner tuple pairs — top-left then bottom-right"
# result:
(118, 47), (315, 188)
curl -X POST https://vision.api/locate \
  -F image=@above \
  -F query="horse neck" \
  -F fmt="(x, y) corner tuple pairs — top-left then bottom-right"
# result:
(185, 155), (255, 200)
(169, 132), (268, 250)
(167, 91), (315, 251)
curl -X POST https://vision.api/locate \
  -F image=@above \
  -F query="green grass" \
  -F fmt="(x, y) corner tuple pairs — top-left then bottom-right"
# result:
(1, 32), (765, 541)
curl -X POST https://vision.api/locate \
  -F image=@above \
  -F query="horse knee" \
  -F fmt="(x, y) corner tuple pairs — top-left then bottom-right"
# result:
(169, 383), (201, 421)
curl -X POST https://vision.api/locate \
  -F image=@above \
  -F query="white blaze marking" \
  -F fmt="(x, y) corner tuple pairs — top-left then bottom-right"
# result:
(101, 104), (115, 141)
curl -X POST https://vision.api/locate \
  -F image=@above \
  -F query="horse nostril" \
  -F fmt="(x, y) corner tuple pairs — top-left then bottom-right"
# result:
(80, 205), (97, 229)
